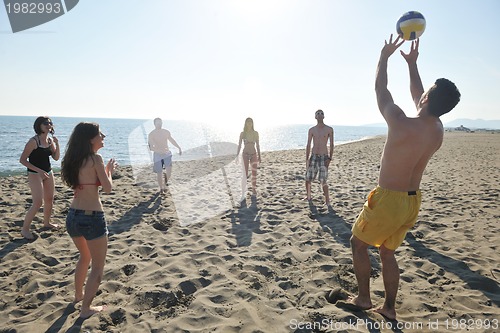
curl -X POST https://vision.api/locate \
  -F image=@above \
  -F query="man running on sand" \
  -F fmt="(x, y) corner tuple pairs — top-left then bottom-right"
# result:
(340, 35), (460, 320)
(305, 109), (334, 205)
(148, 118), (182, 193)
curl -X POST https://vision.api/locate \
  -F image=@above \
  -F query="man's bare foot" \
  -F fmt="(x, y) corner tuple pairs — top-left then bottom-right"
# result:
(374, 306), (396, 320)
(80, 305), (107, 319)
(21, 230), (35, 241)
(43, 223), (59, 229)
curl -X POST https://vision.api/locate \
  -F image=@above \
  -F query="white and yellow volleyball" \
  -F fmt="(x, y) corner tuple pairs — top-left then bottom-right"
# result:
(396, 11), (426, 40)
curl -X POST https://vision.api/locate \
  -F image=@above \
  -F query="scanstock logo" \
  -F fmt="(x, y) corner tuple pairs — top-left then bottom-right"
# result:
(4, 0), (79, 33)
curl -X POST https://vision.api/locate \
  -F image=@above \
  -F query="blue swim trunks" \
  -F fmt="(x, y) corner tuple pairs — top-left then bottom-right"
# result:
(66, 208), (108, 241)
(153, 151), (173, 173)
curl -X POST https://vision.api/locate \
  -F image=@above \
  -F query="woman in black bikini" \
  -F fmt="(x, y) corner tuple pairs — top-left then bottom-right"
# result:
(236, 117), (261, 197)
(61, 122), (117, 319)
(19, 116), (60, 240)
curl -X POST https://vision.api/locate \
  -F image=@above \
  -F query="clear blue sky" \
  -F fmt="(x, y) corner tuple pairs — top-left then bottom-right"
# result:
(1, 0), (499, 127)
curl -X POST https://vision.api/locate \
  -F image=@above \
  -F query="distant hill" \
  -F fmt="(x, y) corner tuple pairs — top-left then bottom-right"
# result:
(444, 119), (500, 129)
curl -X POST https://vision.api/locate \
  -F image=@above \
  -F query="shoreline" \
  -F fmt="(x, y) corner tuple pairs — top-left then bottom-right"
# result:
(4, 129), (497, 178)
(0, 134), (387, 178)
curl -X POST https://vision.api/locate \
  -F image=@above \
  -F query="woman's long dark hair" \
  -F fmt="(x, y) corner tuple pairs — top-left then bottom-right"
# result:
(33, 116), (51, 135)
(61, 122), (100, 189)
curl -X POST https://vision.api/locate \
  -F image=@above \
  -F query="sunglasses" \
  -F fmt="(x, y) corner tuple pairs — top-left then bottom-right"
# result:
(43, 121), (53, 125)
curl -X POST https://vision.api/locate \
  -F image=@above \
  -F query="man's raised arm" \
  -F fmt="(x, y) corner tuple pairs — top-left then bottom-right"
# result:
(401, 39), (424, 108)
(375, 34), (405, 125)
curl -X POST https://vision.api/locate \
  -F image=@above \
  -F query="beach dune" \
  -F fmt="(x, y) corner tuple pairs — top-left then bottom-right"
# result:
(0, 132), (498, 332)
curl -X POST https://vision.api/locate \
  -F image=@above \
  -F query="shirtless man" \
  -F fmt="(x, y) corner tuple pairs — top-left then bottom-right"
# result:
(343, 35), (460, 320)
(305, 109), (334, 205)
(148, 118), (182, 193)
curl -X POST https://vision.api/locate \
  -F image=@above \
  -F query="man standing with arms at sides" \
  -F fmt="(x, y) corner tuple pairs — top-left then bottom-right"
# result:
(342, 35), (460, 320)
(148, 118), (182, 193)
(305, 109), (334, 205)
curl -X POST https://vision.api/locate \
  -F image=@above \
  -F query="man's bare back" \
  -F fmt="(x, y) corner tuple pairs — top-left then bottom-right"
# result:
(379, 116), (443, 192)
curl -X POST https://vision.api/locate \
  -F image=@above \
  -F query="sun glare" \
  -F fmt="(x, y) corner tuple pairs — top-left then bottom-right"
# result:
(228, 0), (290, 23)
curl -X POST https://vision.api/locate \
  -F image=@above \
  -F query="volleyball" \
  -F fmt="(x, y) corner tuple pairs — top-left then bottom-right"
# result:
(396, 11), (426, 40)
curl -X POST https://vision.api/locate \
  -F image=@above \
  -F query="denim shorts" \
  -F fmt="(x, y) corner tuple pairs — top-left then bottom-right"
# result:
(66, 208), (108, 241)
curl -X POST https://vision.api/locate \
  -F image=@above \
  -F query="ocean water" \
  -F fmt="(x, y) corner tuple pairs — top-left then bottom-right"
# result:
(1, 115), (387, 176)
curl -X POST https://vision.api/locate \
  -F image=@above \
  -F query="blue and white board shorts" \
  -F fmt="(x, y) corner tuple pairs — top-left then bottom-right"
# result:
(153, 151), (173, 173)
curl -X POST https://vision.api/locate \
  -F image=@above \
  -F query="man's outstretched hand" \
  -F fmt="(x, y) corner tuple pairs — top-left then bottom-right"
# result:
(401, 38), (419, 65)
(381, 34), (405, 59)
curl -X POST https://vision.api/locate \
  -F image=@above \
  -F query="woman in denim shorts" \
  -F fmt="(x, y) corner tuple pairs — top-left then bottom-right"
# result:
(61, 122), (117, 319)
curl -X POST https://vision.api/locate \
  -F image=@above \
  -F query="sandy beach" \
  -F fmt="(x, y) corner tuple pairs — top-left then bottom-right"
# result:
(1, 132), (498, 333)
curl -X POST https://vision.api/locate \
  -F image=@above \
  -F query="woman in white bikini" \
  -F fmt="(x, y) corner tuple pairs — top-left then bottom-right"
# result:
(236, 117), (261, 197)
(19, 116), (60, 240)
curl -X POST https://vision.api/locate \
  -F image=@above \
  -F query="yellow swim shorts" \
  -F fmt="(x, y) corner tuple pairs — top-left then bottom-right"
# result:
(352, 186), (421, 250)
